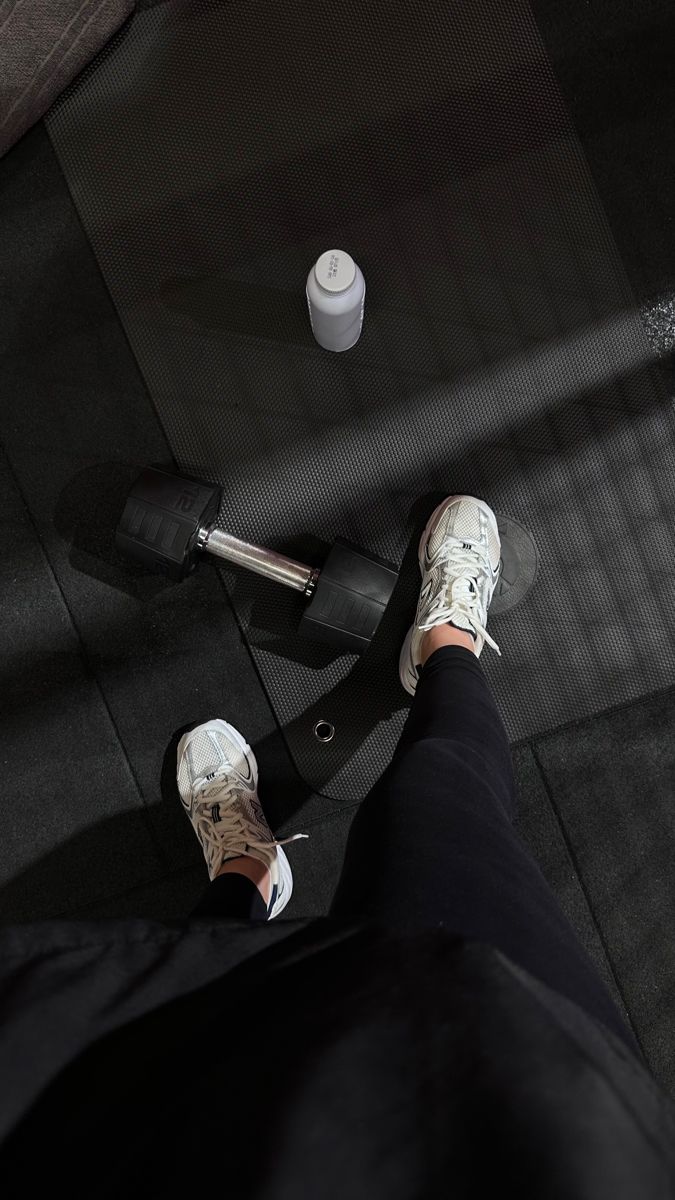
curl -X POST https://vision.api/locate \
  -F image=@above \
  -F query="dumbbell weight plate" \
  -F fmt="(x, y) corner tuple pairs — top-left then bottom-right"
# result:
(116, 468), (221, 580)
(300, 538), (399, 654)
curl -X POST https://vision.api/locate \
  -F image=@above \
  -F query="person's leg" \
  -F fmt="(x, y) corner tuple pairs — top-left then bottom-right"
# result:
(192, 870), (269, 920)
(333, 495), (637, 1051)
(191, 854), (271, 920)
(333, 641), (636, 1048)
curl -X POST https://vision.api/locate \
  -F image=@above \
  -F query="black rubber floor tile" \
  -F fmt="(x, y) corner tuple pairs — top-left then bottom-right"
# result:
(278, 805), (359, 920)
(513, 745), (624, 1013)
(68, 863), (208, 922)
(533, 694), (675, 1092)
(0, 452), (163, 923)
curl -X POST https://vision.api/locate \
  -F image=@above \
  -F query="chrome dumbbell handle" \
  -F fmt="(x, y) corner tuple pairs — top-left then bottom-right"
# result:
(204, 527), (320, 596)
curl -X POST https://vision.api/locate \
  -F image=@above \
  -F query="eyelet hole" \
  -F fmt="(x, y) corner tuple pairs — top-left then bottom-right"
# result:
(314, 720), (335, 743)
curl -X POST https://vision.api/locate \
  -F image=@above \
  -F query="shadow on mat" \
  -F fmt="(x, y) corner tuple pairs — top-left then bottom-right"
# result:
(0, 770), (348, 925)
(54, 460), (177, 599)
(0, 808), (202, 927)
(0, 707), (352, 923)
(161, 275), (309, 344)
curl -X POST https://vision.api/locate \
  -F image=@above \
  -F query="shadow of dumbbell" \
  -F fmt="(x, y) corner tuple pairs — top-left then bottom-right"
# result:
(54, 460), (176, 600)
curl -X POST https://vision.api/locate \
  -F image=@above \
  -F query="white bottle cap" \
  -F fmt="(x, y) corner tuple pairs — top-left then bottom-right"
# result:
(306, 249), (365, 351)
(313, 249), (357, 294)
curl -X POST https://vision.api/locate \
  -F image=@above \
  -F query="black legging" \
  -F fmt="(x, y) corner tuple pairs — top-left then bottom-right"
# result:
(193, 645), (637, 1051)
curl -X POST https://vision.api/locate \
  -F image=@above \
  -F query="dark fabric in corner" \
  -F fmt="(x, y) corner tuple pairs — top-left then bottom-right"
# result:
(1, 922), (674, 1198)
(0, 0), (134, 158)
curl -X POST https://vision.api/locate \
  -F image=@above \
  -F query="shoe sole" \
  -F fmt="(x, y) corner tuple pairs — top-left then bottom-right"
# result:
(177, 719), (293, 919)
(398, 496), (500, 696)
(271, 845), (294, 919)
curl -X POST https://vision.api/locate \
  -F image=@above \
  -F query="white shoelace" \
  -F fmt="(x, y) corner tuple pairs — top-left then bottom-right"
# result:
(193, 781), (307, 878)
(419, 541), (501, 655)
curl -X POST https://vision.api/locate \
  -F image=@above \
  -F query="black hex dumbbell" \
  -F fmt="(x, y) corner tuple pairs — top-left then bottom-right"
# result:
(116, 468), (399, 654)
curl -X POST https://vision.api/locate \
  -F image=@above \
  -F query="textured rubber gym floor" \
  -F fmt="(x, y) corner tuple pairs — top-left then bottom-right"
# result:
(46, 0), (675, 804)
(1, 0), (675, 1093)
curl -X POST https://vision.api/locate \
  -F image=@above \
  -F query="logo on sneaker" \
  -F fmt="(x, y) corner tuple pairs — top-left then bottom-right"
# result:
(205, 772), (217, 781)
(419, 579), (434, 609)
(210, 803), (221, 823)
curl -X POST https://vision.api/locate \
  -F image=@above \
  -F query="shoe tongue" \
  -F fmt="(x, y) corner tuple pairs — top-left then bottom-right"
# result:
(448, 576), (480, 633)
(451, 574), (478, 602)
(198, 779), (233, 801)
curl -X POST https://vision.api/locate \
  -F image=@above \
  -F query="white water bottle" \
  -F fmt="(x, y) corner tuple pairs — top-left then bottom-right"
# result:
(306, 249), (366, 352)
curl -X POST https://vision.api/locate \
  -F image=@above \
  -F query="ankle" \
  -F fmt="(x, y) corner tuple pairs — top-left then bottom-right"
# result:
(420, 624), (476, 666)
(217, 855), (271, 905)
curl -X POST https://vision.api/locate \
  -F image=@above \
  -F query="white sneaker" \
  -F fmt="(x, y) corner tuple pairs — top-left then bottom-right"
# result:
(399, 495), (502, 697)
(177, 719), (306, 919)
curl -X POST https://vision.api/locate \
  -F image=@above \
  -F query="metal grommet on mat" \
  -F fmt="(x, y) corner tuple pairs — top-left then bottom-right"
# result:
(314, 720), (335, 743)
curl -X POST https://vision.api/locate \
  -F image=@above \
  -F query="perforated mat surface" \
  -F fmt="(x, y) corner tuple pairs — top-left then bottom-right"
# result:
(47, 0), (675, 800)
